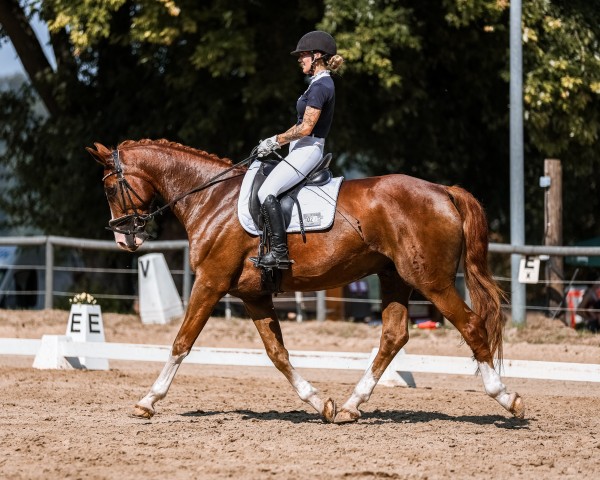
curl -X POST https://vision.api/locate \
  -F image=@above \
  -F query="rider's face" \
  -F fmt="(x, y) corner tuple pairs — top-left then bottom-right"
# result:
(298, 52), (312, 74)
(298, 51), (321, 75)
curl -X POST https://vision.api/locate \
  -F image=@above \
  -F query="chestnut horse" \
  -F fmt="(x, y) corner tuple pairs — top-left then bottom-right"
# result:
(88, 139), (524, 423)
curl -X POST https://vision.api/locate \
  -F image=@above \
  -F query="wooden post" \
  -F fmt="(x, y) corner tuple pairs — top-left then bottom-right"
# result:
(543, 159), (563, 316)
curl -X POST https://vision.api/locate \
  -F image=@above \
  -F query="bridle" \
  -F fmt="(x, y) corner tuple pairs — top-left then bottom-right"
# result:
(102, 148), (256, 238)
(102, 150), (153, 238)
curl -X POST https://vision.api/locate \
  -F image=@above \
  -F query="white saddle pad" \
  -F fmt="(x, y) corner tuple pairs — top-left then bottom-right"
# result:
(237, 160), (344, 236)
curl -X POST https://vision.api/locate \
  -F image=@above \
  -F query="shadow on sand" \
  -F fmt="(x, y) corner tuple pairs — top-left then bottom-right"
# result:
(180, 408), (529, 429)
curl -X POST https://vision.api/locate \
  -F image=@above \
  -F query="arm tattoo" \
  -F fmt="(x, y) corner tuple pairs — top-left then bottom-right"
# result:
(278, 106), (322, 144)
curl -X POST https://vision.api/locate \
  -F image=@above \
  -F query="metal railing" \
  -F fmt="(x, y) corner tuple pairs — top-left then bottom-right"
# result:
(1, 235), (599, 323)
(0, 235), (190, 309)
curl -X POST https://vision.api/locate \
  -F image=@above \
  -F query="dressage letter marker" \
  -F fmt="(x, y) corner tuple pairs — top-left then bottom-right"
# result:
(65, 304), (108, 370)
(70, 313), (81, 333)
(138, 253), (184, 325)
(518, 255), (540, 284)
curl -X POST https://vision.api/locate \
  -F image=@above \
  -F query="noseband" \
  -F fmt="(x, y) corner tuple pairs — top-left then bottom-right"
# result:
(103, 150), (153, 238)
(102, 148), (257, 238)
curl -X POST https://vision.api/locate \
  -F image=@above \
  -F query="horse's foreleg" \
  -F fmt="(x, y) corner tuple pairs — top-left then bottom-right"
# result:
(133, 282), (225, 419)
(133, 352), (187, 418)
(245, 296), (336, 423)
(335, 270), (411, 423)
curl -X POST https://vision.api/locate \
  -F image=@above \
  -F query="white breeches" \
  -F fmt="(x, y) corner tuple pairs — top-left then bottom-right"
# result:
(257, 136), (325, 203)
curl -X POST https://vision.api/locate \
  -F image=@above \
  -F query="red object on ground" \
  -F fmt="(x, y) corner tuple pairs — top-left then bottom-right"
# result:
(566, 287), (585, 328)
(416, 320), (439, 329)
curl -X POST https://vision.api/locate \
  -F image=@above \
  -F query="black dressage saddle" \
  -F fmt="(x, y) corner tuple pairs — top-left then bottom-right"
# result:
(248, 153), (333, 231)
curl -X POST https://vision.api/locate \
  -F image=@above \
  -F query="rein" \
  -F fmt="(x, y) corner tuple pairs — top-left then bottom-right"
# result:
(103, 148), (257, 237)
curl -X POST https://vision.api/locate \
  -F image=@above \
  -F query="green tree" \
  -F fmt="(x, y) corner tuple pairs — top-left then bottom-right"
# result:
(321, 0), (512, 233)
(520, 0), (600, 241)
(0, 0), (323, 237)
(1, 0), (598, 245)
(321, 0), (600, 242)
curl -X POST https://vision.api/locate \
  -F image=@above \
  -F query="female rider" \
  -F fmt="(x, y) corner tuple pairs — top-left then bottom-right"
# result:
(253, 30), (344, 269)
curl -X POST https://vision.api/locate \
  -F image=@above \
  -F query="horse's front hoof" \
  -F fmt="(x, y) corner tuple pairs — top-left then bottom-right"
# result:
(334, 408), (361, 424)
(510, 393), (525, 419)
(322, 398), (336, 423)
(133, 404), (154, 419)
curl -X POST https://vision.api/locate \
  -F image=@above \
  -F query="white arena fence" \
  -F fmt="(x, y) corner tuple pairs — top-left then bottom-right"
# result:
(1, 235), (600, 321)
(1, 336), (599, 385)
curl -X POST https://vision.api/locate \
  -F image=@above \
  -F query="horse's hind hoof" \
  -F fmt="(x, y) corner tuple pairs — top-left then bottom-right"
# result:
(133, 404), (154, 419)
(334, 408), (361, 424)
(322, 398), (336, 423)
(510, 394), (525, 419)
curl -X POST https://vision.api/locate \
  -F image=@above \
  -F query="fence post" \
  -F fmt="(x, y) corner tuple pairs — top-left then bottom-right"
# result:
(224, 294), (232, 320)
(295, 291), (304, 322)
(543, 159), (563, 317)
(44, 237), (54, 309)
(316, 291), (326, 321)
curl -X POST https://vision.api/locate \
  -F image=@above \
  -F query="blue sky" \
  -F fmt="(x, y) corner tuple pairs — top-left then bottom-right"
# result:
(0, 15), (56, 77)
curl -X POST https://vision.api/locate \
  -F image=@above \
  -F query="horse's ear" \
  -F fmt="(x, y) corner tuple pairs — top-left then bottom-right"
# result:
(86, 143), (111, 166)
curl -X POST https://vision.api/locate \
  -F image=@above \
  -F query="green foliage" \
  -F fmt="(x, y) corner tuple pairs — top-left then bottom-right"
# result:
(321, 0), (420, 88)
(320, 0), (599, 242)
(0, 0), (598, 244)
(39, 0), (183, 49)
(440, 0), (600, 241)
(522, 0), (600, 155)
(320, 0), (513, 232)
(443, 0), (508, 27)
(0, 1), (322, 237)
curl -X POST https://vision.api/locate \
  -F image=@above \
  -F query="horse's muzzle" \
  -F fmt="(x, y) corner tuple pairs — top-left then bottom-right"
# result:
(115, 231), (145, 251)
(107, 215), (151, 251)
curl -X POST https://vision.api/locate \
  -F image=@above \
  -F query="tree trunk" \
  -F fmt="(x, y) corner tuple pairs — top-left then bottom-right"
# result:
(0, 0), (59, 116)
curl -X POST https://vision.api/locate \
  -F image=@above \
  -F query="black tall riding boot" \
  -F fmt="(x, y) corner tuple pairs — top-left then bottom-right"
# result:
(256, 195), (293, 269)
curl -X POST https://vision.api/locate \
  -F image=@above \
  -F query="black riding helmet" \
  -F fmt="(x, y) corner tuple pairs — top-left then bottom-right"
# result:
(290, 31), (337, 56)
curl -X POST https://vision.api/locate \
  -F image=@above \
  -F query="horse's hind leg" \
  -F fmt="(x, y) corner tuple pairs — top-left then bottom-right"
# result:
(427, 287), (524, 418)
(335, 269), (412, 423)
(244, 295), (336, 423)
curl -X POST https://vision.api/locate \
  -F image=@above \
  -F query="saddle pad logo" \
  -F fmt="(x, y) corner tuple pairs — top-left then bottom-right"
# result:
(303, 212), (323, 227)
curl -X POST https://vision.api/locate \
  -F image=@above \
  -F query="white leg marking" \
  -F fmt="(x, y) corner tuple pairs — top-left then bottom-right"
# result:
(137, 352), (188, 412)
(341, 368), (377, 412)
(290, 371), (324, 413)
(478, 362), (514, 410)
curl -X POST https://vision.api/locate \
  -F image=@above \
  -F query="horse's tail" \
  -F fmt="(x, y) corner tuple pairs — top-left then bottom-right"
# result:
(446, 185), (506, 364)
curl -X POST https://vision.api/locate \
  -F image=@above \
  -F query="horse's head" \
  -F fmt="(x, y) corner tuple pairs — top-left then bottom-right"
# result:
(87, 143), (155, 252)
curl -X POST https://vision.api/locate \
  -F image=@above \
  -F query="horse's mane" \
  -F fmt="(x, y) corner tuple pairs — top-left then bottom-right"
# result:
(118, 139), (234, 166)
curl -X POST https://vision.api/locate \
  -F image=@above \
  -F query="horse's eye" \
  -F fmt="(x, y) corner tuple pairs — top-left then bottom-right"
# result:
(105, 185), (117, 198)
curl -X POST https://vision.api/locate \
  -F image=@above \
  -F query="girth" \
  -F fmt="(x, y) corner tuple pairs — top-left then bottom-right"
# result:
(248, 153), (333, 231)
